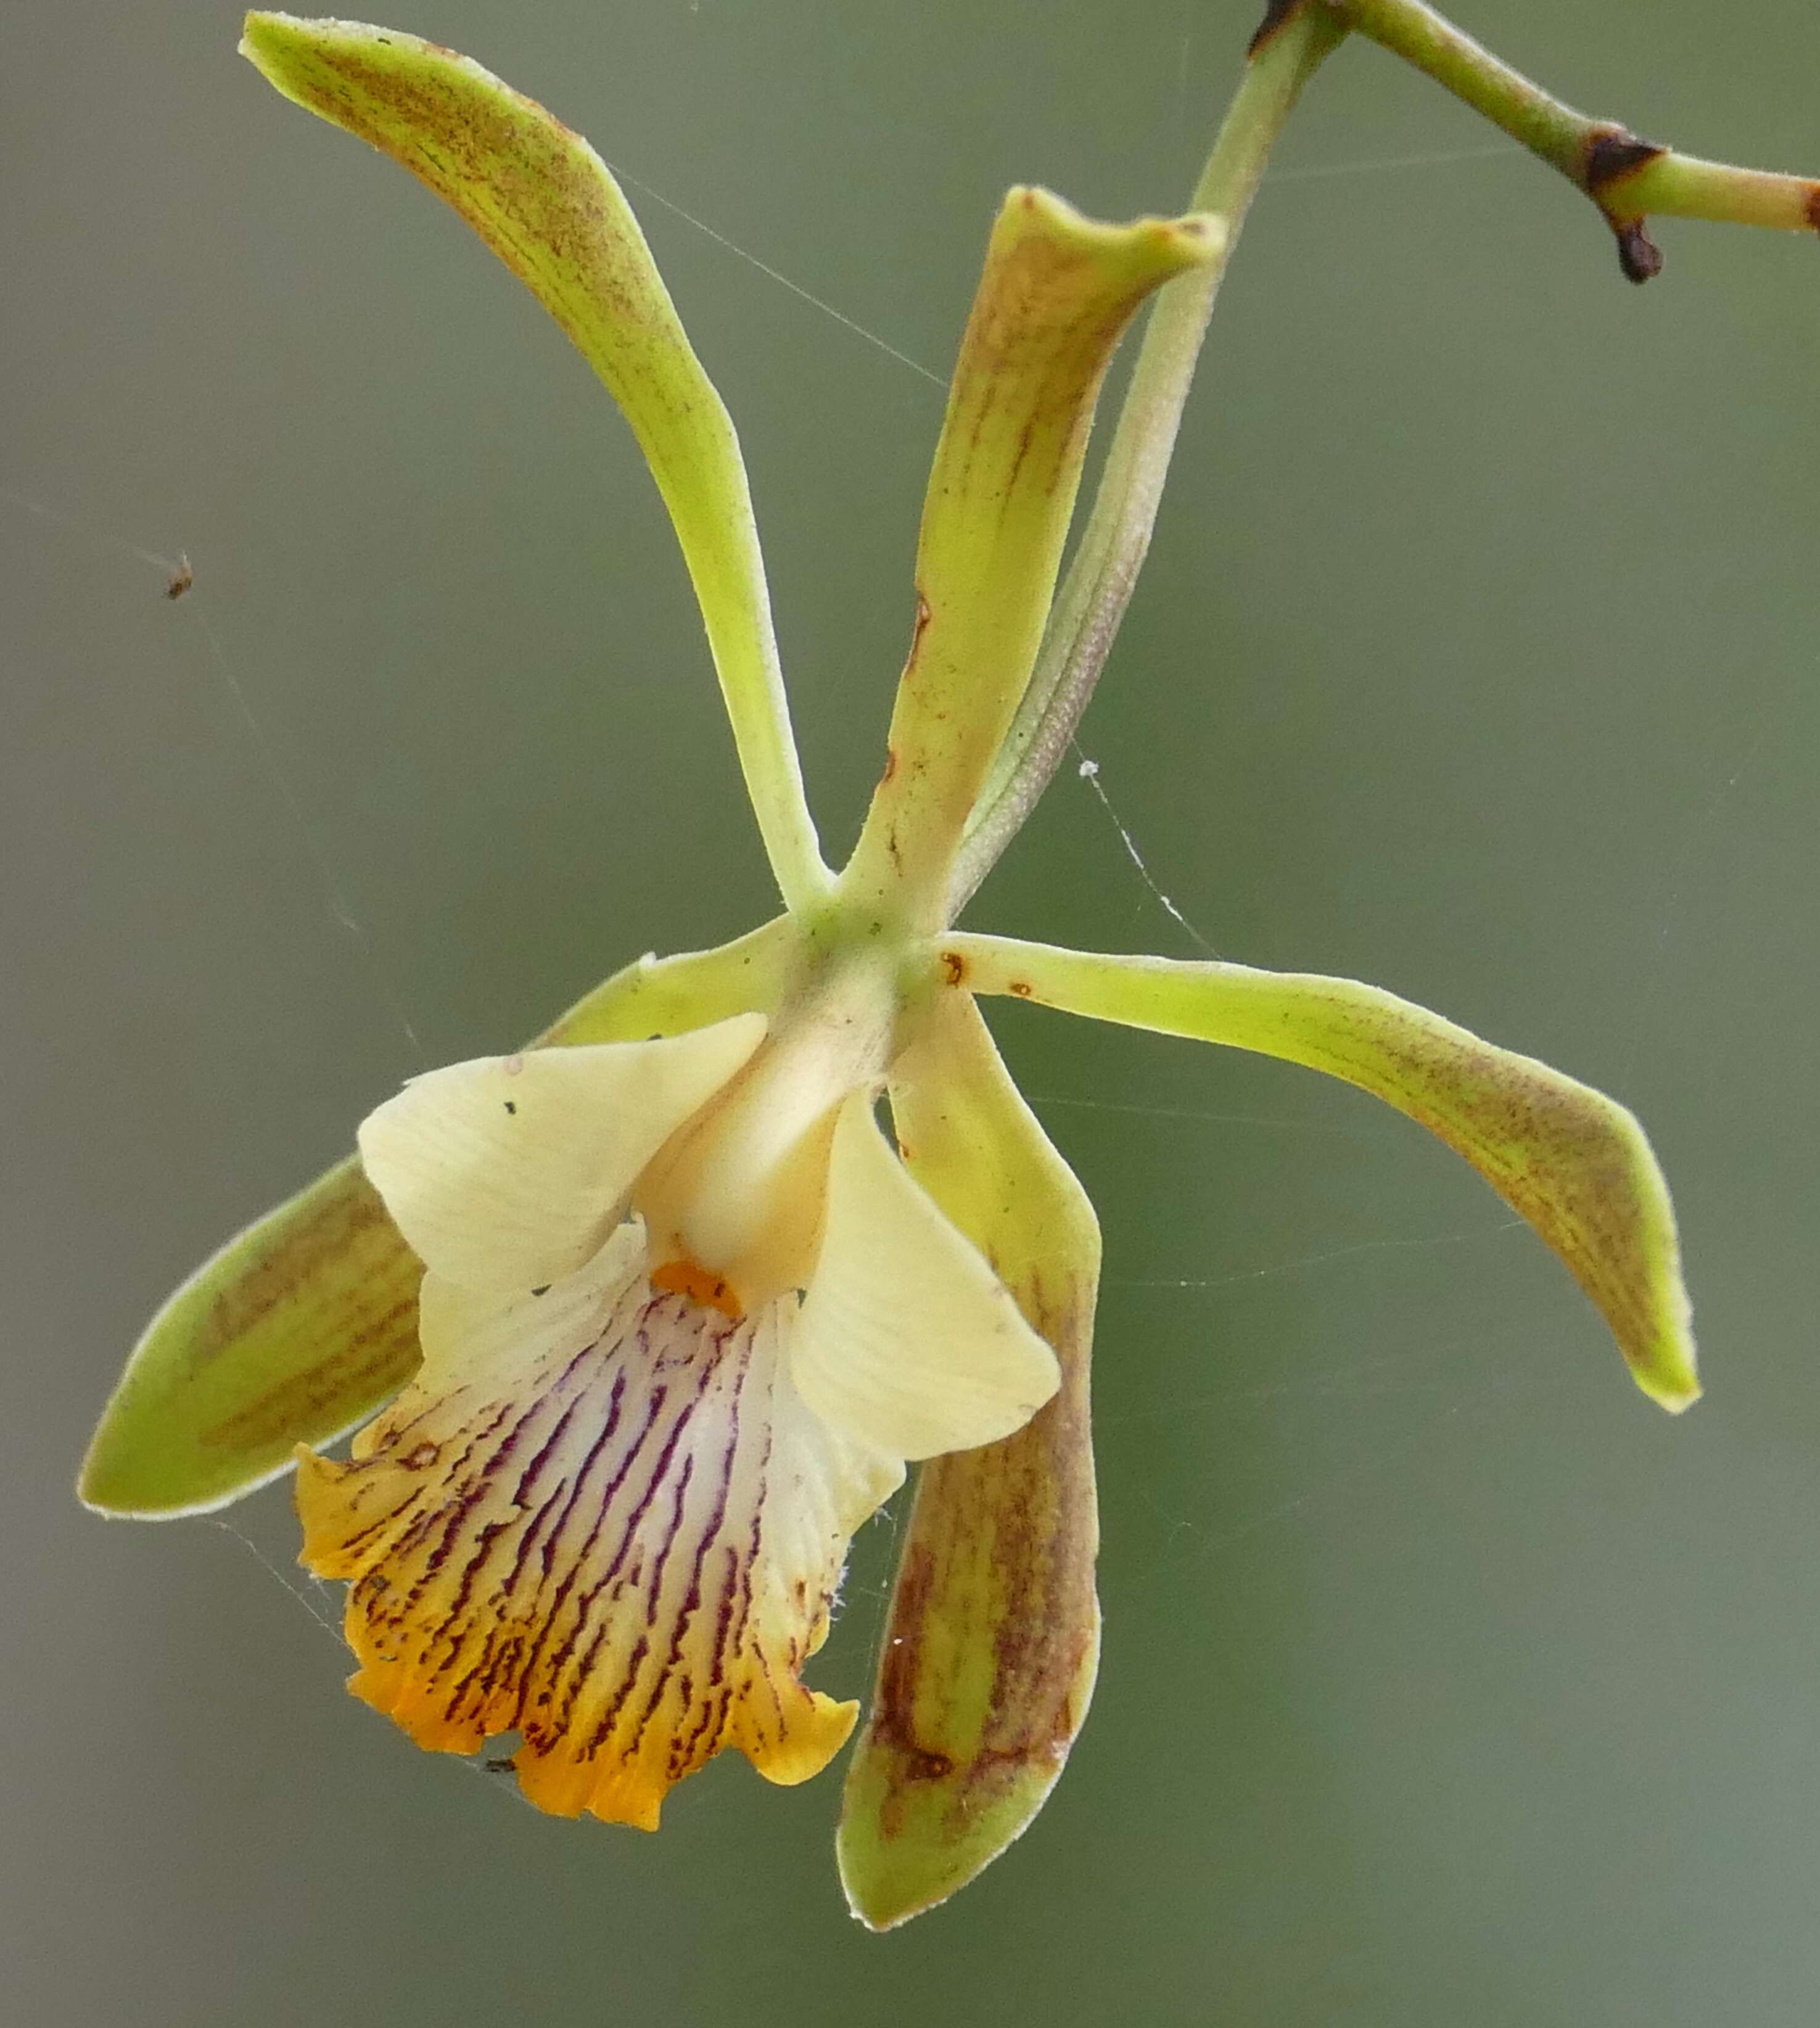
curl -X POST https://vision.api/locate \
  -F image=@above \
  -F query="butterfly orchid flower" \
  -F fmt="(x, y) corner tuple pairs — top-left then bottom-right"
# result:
(81, 13), (1697, 1929)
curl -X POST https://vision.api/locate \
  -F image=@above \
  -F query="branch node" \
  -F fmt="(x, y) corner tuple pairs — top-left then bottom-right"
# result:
(1583, 127), (1668, 284)
(1583, 125), (1668, 197)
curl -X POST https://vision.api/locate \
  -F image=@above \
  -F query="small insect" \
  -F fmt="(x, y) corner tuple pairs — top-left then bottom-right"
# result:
(164, 553), (193, 600)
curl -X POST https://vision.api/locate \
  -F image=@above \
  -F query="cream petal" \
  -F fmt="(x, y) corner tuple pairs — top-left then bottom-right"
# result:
(789, 1090), (1061, 1460)
(356, 1014), (766, 1292)
(298, 1219), (904, 1829)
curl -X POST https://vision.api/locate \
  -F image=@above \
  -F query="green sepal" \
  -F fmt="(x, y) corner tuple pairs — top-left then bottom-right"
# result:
(839, 992), (1102, 1928)
(842, 190), (1221, 926)
(951, 932), (1699, 1412)
(239, 14), (826, 909)
(79, 1157), (420, 1518)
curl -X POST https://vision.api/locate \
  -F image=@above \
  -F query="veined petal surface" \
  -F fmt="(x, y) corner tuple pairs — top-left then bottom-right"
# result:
(240, 15), (826, 907)
(789, 1090), (1061, 1459)
(358, 1014), (766, 1292)
(81, 929), (792, 1517)
(297, 1221), (903, 1829)
(952, 934), (1698, 1411)
(840, 994), (1103, 1930)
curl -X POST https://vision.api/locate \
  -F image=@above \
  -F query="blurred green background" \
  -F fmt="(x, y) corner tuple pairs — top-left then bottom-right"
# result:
(5, 1), (1818, 2021)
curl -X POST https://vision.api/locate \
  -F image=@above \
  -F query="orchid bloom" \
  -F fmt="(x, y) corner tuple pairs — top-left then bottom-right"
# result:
(81, 14), (1697, 1929)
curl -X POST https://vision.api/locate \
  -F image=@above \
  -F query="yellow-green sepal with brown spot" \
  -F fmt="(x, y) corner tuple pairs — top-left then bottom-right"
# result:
(842, 190), (1222, 924)
(838, 991), (1103, 1929)
(78, 921), (797, 1518)
(239, 14), (826, 910)
(80, 1156), (421, 1518)
(950, 932), (1700, 1412)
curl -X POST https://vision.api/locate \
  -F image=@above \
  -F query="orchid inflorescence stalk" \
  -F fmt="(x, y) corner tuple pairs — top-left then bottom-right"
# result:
(80, 4), (1818, 1929)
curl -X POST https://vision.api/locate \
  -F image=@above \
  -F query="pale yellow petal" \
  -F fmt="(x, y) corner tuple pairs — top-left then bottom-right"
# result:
(356, 1014), (765, 1293)
(78, 925), (795, 1521)
(297, 1221), (902, 1829)
(789, 1090), (1061, 1459)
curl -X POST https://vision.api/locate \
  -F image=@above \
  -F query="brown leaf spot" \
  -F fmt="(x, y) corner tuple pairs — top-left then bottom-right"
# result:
(939, 949), (968, 988)
(907, 590), (932, 666)
(1008, 979), (1033, 999)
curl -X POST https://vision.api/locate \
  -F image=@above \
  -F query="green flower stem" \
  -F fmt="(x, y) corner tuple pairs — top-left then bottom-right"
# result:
(949, 4), (1344, 914)
(1333, 0), (1820, 275)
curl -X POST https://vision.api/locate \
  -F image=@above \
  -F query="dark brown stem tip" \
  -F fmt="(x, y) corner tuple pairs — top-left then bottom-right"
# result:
(1615, 218), (1664, 284)
(1248, 0), (1306, 58)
